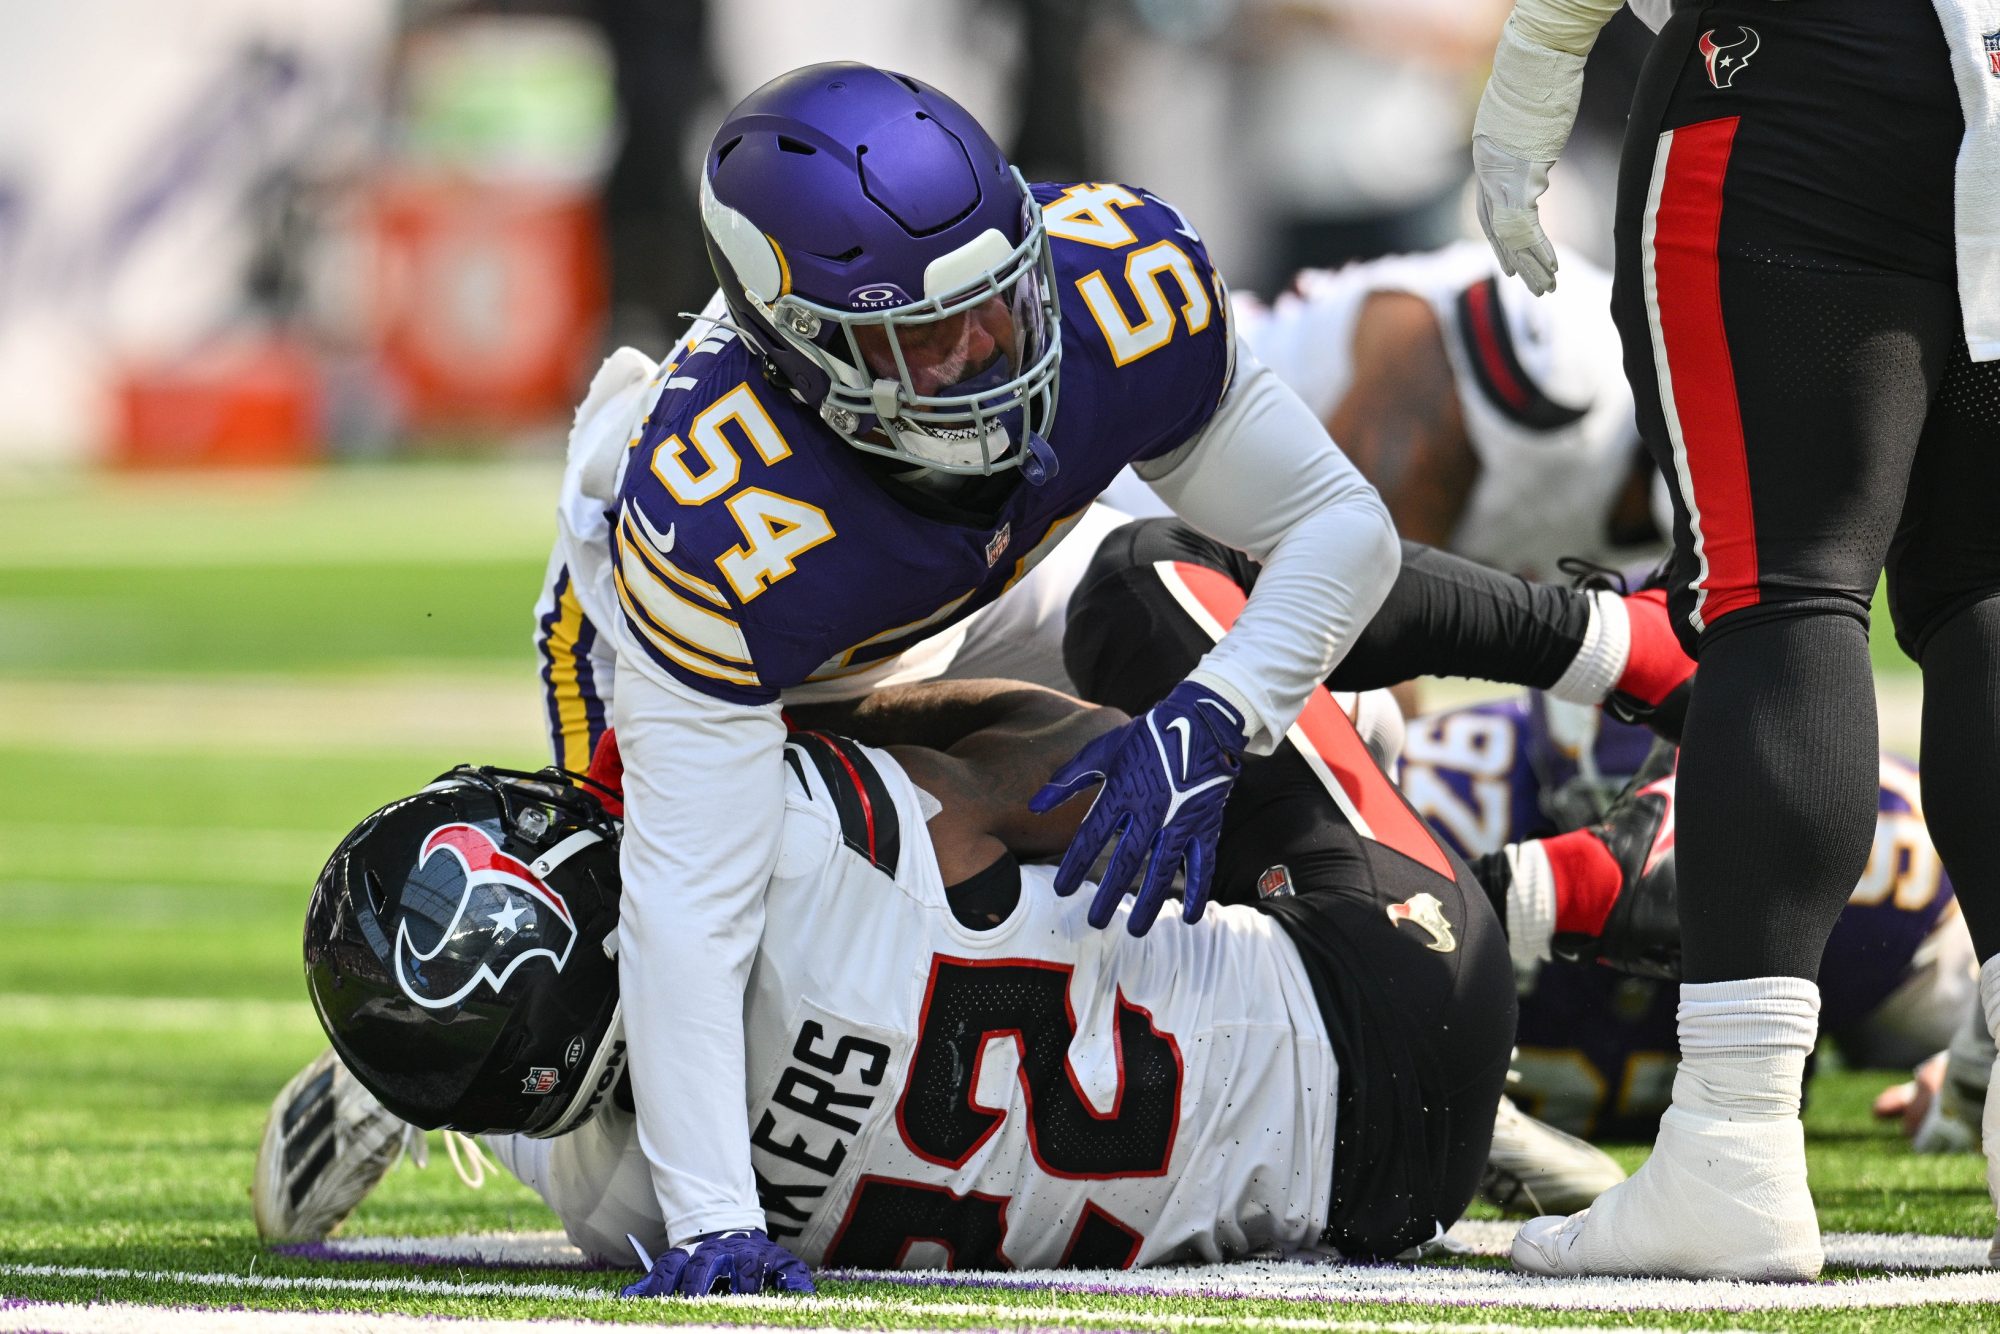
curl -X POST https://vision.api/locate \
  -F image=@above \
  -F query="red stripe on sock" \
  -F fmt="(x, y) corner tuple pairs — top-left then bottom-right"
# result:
(1542, 829), (1624, 937)
(1616, 588), (1696, 705)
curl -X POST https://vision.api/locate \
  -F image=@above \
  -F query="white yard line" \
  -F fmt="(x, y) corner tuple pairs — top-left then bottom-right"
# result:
(0, 1298), (1762, 1334)
(7, 1254), (2000, 1316)
(312, 1222), (2000, 1278)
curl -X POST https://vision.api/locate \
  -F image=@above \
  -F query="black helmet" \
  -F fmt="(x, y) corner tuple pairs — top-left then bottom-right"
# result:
(304, 765), (627, 1138)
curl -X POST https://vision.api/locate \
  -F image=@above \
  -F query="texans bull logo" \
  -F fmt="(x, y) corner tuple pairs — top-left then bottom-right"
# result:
(1386, 892), (1457, 953)
(1699, 26), (1759, 89)
(394, 823), (576, 1010)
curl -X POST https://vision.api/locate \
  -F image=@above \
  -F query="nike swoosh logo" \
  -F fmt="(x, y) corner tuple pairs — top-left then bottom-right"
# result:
(629, 504), (677, 556)
(1165, 717), (1193, 779)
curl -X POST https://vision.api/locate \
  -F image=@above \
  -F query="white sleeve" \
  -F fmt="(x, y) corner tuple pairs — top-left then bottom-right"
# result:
(1138, 338), (1401, 755)
(611, 657), (787, 1243)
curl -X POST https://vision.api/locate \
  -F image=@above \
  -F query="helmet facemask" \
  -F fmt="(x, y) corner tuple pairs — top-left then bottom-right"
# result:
(756, 169), (1061, 479)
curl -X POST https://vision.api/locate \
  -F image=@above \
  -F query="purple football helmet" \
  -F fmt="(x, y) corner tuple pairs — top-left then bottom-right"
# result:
(1526, 691), (1663, 831)
(699, 63), (1061, 480)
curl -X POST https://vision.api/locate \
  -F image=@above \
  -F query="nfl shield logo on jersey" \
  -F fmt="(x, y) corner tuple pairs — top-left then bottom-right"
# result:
(1986, 30), (2000, 77)
(1257, 864), (1295, 899)
(521, 1067), (561, 1095)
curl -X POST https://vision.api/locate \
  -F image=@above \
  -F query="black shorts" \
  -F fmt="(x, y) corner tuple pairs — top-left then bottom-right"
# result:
(1614, 0), (2000, 657)
(1061, 520), (1517, 1259)
(1228, 750), (1515, 1262)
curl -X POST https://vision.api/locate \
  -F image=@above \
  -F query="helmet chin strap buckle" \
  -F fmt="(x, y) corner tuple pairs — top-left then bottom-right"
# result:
(870, 379), (903, 422)
(1020, 431), (1058, 486)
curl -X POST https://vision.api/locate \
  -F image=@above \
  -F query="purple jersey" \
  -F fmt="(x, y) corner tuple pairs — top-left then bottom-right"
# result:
(610, 181), (1233, 703)
(1400, 696), (1957, 1137)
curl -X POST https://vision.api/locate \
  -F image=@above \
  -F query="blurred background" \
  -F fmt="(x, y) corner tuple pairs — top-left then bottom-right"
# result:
(0, 0), (1655, 469)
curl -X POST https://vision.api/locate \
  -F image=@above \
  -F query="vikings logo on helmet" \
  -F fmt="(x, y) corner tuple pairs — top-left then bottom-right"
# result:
(394, 823), (578, 1010)
(1699, 27), (1759, 90)
(1386, 892), (1457, 953)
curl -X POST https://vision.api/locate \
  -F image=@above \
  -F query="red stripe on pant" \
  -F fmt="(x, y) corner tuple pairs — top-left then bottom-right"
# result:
(1166, 562), (1457, 880)
(1651, 116), (1758, 627)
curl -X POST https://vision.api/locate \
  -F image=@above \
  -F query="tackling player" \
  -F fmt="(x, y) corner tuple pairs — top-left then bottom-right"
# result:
(546, 62), (1407, 1294)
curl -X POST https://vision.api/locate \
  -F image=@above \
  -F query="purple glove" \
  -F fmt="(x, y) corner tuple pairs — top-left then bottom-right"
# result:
(621, 1229), (815, 1297)
(1030, 680), (1247, 935)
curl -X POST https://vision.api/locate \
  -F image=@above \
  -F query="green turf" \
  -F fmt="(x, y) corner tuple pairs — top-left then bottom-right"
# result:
(0, 464), (1987, 1331)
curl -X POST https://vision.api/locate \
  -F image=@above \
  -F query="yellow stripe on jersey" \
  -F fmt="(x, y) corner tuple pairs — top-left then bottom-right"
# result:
(1003, 507), (1088, 593)
(540, 581), (595, 772)
(815, 588), (976, 677)
(620, 514), (729, 608)
(614, 566), (762, 688)
(617, 527), (752, 663)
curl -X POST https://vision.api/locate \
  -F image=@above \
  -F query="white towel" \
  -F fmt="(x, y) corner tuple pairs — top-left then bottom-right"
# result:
(1931, 0), (2000, 361)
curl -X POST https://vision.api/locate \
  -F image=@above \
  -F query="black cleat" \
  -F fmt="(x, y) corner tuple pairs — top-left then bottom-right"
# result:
(1552, 739), (1680, 980)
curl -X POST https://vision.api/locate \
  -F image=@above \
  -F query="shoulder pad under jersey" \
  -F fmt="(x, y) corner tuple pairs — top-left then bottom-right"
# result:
(1038, 181), (1236, 465)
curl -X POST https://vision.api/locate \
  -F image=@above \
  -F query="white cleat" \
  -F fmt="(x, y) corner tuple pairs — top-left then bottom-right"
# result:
(1986, 1048), (2000, 1266)
(1980, 954), (2000, 1265)
(253, 1048), (419, 1244)
(1510, 1104), (1822, 1281)
(1481, 1095), (1628, 1218)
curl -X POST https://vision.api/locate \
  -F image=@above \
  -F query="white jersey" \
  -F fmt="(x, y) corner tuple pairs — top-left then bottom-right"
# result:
(1235, 242), (1658, 580)
(499, 738), (1339, 1270)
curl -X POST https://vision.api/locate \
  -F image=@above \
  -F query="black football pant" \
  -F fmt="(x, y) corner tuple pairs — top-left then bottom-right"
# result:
(1065, 520), (1598, 702)
(1063, 522), (1516, 1260)
(1614, 0), (2000, 978)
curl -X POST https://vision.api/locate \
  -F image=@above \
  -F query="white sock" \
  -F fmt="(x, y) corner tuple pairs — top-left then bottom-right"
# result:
(1500, 841), (1556, 986)
(1673, 977), (1821, 1122)
(1979, 956), (2000, 1233)
(1548, 589), (1632, 706)
(1981, 955), (2000, 1051)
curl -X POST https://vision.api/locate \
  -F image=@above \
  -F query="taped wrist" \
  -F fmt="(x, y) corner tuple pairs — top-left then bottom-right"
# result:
(1473, 18), (1592, 163)
(1510, 0), (1625, 56)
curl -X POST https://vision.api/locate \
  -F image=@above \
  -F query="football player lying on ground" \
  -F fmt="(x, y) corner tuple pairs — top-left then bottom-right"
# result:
(1397, 687), (1975, 1212)
(287, 672), (1519, 1280)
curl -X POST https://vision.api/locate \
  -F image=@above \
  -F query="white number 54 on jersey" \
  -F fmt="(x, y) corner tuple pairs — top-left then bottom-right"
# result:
(1045, 185), (1218, 368)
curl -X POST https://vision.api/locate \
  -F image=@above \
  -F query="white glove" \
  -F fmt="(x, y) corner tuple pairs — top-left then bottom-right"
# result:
(1472, 137), (1559, 296)
(1472, 9), (1609, 296)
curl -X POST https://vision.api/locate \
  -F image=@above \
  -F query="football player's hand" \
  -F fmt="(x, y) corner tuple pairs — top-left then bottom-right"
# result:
(1030, 680), (1247, 935)
(1472, 15), (1596, 297)
(621, 1229), (814, 1297)
(1472, 137), (1558, 296)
